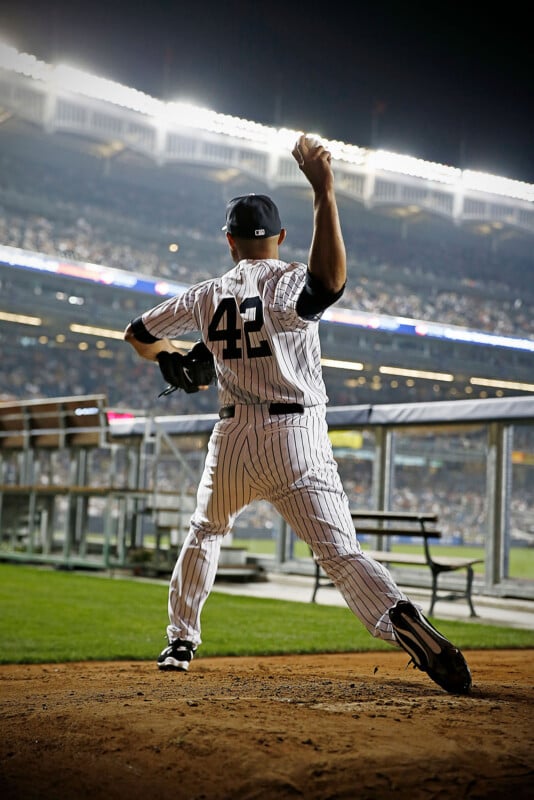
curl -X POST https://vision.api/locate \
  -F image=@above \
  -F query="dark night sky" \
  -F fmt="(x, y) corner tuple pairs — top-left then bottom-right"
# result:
(1, 0), (533, 182)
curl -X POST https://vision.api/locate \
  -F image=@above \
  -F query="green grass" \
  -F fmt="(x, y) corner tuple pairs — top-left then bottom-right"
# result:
(0, 563), (533, 665)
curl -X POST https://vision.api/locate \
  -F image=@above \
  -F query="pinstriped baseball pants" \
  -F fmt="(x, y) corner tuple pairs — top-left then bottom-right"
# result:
(167, 404), (407, 647)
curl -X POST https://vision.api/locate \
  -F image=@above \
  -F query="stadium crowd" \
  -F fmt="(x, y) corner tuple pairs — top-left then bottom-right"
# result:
(2, 205), (533, 340)
(1, 142), (533, 411)
(1, 145), (533, 341)
(0, 333), (219, 413)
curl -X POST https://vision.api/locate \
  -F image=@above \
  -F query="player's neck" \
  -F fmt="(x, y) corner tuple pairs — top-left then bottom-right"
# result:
(234, 246), (279, 261)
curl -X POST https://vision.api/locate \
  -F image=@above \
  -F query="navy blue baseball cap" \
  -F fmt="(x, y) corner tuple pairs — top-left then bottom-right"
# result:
(223, 194), (281, 239)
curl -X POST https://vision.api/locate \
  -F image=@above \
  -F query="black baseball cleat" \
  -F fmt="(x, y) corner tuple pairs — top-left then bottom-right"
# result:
(389, 600), (472, 694)
(157, 638), (196, 671)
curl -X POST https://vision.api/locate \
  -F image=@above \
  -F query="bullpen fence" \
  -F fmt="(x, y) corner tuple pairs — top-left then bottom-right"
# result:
(0, 394), (533, 600)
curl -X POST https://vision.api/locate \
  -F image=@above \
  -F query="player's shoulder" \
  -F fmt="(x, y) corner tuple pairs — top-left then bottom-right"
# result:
(284, 260), (307, 275)
(187, 276), (219, 298)
(263, 259), (307, 279)
(273, 260), (307, 283)
(259, 260), (307, 295)
(267, 261), (309, 311)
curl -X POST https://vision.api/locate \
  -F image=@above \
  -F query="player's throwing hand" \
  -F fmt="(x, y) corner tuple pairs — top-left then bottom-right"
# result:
(292, 134), (334, 193)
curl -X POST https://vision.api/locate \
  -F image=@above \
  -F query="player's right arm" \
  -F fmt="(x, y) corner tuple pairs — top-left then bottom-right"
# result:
(292, 134), (346, 294)
(291, 134), (346, 317)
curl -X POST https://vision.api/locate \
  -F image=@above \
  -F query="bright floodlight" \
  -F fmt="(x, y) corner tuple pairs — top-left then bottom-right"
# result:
(0, 42), (533, 200)
(370, 150), (460, 184)
(53, 63), (162, 116)
(0, 41), (49, 80)
(463, 170), (534, 203)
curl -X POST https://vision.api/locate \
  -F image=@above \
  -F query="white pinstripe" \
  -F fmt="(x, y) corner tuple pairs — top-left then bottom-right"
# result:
(142, 258), (407, 649)
(166, 404), (406, 647)
(142, 260), (329, 406)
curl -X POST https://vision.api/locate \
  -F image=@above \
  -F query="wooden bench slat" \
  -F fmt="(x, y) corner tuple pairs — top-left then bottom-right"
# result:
(426, 556), (484, 568)
(363, 551), (483, 568)
(364, 551), (428, 565)
(352, 511), (438, 523)
(356, 527), (440, 538)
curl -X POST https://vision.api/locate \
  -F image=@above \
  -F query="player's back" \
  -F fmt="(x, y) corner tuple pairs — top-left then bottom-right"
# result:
(197, 259), (328, 407)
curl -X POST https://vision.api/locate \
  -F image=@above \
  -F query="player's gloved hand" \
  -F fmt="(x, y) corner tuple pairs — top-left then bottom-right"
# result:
(157, 341), (216, 396)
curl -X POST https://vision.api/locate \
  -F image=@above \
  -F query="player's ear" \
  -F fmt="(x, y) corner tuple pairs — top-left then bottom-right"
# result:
(226, 232), (238, 252)
(278, 229), (286, 245)
(226, 232), (239, 262)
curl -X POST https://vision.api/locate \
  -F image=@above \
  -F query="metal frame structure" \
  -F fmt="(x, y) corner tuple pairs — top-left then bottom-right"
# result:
(0, 394), (533, 599)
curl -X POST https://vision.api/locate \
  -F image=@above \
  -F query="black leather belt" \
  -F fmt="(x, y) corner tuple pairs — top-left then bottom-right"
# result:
(219, 403), (304, 419)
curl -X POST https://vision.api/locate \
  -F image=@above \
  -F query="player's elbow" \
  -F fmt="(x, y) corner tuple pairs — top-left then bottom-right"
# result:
(323, 275), (346, 295)
(123, 323), (158, 361)
(319, 263), (346, 295)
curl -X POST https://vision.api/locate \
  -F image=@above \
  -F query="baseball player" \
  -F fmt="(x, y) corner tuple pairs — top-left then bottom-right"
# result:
(124, 134), (472, 694)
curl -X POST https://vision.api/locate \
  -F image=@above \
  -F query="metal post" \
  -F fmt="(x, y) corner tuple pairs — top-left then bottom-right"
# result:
(372, 426), (395, 550)
(486, 421), (511, 590)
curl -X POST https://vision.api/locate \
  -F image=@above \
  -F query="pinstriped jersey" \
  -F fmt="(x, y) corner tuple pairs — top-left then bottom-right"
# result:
(141, 258), (329, 407)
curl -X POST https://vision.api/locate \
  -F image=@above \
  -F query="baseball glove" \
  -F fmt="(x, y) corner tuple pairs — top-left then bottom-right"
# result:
(157, 341), (216, 396)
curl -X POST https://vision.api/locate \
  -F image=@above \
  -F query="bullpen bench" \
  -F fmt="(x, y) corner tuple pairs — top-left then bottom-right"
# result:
(310, 510), (484, 617)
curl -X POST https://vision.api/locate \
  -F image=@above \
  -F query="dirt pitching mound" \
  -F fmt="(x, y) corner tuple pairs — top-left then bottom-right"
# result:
(1, 650), (532, 799)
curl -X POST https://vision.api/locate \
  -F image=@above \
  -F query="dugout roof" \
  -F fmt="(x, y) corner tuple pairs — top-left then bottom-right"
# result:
(108, 395), (534, 439)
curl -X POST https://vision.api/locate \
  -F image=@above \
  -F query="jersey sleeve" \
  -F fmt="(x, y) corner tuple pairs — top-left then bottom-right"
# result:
(129, 315), (160, 343)
(296, 270), (346, 319)
(131, 288), (201, 341)
(270, 263), (314, 326)
(271, 263), (344, 323)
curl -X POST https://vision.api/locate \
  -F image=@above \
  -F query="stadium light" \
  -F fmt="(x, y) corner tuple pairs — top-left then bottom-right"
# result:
(379, 366), (454, 381)
(164, 101), (272, 143)
(321, 358), (364, 371)
(69, 324), (125, 340)
(369, 150), (460, 184)
(462, 171), (534, 204)
(1, 42), (533, 200)
(69, 324), (195, 351)
(0, 310), (42, 325)
(0, 41), (49, 81)
(326, 139), (367, 166)
(470, 376), (534, 392)
(53, 63), (162, 116)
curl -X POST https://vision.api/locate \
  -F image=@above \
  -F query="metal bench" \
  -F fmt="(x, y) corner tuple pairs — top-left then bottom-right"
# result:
(311, 510), (484, 617)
